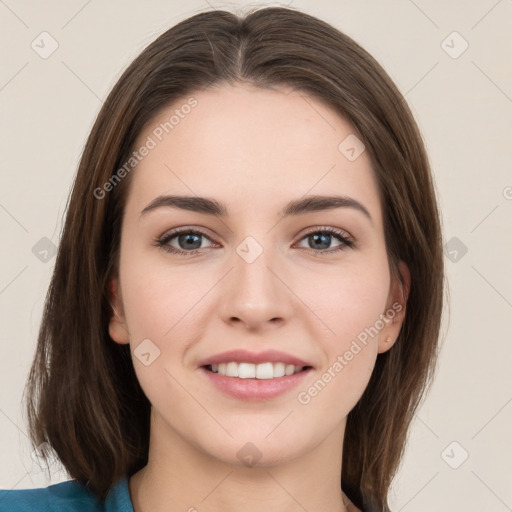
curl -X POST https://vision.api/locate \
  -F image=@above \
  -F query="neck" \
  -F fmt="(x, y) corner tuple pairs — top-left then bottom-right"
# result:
(129, 409), (356, 512)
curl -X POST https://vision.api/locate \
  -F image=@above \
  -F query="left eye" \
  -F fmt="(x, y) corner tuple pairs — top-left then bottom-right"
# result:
(296, 229), (354, 252)
(156, 227), (354, 255)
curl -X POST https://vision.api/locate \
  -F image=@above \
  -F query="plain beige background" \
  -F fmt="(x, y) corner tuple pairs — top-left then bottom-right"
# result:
(1, 1), (511, 510)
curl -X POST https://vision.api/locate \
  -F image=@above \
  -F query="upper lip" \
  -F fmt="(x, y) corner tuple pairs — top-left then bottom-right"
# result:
(197, 349), (312, 368)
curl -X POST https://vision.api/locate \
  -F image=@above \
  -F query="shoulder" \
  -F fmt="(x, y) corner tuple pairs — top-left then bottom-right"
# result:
(0, 475), (134, 512)
(0, 479), (102, 512)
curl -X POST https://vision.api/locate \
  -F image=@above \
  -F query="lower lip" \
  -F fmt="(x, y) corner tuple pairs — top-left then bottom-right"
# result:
(199, 366), (312, 401)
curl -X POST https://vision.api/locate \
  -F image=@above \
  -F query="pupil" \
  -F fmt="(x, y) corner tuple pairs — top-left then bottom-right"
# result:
(180, 233), (201, 250)
(311, 233), (330, 250)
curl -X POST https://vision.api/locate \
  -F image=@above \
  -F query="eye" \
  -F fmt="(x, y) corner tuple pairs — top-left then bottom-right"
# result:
(155, 226), (355, 256)
(156, 228), (216, 256)
(295, 227), (354, 254)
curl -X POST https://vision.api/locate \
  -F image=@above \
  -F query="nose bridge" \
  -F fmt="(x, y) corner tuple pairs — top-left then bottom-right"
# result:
(220, 234), (291, 326)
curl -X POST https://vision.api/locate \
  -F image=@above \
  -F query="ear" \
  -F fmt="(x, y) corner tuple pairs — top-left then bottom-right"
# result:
(377, 261), (410, 354)
(108, 277), (130, 345)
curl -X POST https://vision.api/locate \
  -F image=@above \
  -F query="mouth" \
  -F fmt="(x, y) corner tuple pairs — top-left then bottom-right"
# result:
(197, 349), (314, 399)
(199, 363), (313, 400)
(203, 362), (313, 379)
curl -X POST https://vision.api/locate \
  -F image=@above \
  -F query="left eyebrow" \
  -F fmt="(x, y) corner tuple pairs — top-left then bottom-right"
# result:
(139, 194), (373, 224)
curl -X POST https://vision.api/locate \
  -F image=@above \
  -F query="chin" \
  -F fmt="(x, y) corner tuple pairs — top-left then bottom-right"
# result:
(200, 431), (312, 468)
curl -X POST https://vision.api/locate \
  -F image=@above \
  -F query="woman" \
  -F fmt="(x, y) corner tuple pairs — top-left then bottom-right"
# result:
(0, 5), (444, 512)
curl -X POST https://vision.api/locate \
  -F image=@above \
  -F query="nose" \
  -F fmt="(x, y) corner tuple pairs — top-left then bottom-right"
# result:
(218, 241), (294, 331)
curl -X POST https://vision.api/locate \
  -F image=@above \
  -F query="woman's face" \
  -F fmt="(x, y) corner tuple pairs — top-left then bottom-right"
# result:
(109, 83), (408, 467)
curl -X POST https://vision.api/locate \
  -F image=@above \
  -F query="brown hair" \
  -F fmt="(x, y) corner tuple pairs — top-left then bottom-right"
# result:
(23, 6), (444, 511)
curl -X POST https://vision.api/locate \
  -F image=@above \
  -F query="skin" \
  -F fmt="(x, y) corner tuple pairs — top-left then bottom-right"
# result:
(109, 83), (410, 512)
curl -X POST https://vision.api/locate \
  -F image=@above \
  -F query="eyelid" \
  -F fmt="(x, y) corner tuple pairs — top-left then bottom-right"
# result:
(159, 225), (354, 241)
(158, 226), (217, 247)
(299, 225), (353, 241)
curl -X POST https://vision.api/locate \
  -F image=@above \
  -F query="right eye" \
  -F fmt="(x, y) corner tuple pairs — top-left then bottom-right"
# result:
(156, 228), (217, 255)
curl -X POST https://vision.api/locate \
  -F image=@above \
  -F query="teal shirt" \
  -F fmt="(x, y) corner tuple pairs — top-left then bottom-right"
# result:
(0, 475), (134, 512)
(1, 476), (375, 511)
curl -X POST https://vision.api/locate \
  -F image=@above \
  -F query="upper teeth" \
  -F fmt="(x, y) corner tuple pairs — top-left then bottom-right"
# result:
(210, 362), (304, 379)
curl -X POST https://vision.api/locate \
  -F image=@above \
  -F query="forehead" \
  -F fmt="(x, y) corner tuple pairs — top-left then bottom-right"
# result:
(125, 83), (381, 223)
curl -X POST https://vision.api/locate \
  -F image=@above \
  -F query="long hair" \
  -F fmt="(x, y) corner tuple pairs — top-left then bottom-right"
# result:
(23, 6), (444, 510)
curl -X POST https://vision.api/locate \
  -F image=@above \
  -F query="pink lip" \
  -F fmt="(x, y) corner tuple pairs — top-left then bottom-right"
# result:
(199, 366), (312, 401)
(197, 349), (312, 368)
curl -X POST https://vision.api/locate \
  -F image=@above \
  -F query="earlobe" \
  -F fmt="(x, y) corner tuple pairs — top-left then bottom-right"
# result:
(378, 261), (410, 354)
(108, 277), (130, 345)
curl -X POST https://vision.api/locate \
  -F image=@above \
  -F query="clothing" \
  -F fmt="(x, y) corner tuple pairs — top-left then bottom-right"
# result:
(0, 475), (134, 512)
(0, 475), (375, 511)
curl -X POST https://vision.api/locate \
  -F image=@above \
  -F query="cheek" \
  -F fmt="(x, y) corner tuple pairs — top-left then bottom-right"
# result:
(304, 256), (391, 344)
(300, 259), (389, 400)
(119, 247), (205, 341)
(295, 273), (386, 418)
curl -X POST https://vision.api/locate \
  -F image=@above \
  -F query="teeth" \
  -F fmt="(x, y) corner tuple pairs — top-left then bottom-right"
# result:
(209, 362), (306, 379)
(239, 362), (256, 378)
(226, 362), (239, 377)
(285, 364), (295, 376)
(273, 362), (285, 377)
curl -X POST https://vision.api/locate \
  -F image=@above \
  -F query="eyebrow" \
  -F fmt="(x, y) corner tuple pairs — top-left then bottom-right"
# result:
(139, 194), (372, 223)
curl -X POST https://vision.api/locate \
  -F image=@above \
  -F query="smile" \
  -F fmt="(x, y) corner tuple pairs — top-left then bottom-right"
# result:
(206, 362), (310, 379)
(200, 364), (312, 400)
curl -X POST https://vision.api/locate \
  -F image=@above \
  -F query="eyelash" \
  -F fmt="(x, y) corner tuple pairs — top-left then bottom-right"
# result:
(155, 226), (355, 256)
